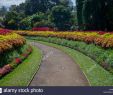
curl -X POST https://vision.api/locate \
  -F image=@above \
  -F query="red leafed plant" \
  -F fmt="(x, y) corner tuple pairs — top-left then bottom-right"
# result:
(0, 29), (11, 35)
(32, 27), (54, 31)
(0, 65), (12, 76)
(15, 58), (22, 64)
(21, 53), (28, 58)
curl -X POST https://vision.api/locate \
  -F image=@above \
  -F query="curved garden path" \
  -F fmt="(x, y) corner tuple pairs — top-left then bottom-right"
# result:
(30, 42), (89, 86)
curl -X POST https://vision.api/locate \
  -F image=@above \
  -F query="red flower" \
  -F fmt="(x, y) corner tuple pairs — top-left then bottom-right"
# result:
(32, 27), (54, 31)
(4, 64), (12, 71)
(0, 65), (11, 76)
(15, 58), (22, 64)
(0, 29), (11, 35)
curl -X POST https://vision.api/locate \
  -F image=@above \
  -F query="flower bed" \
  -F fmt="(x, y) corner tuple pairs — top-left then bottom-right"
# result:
(0, 29), (11, 35)
(0, 29), (33, 78)
(16, 31), (113, 49)
(0, 30), (26, 53)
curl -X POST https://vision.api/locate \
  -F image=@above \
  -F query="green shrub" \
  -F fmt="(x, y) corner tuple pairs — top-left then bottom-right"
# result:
(0, 44), (29, 67)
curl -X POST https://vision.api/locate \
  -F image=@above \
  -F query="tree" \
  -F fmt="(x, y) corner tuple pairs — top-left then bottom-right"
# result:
(0, 17), (4, 28)
(3, 11), (25, 29)
(19, 12), (49, 29)
(50, 5), (72, 30)
(0, 6), (7, 17)
(76, 0), (113, 31)
(82, 0), (105, 30)
(25, 0), (49, 15)
(9, 3), (25, 14)
(76, 0), (84, 30)
(103, 0), (113, 31)
(24, 0), (72, 15)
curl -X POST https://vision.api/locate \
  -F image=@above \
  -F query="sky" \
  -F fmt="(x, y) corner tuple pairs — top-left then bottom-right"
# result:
(0, 0), (25, 7)
(72, 0), (76, 6)
(0, 0), (76, 8)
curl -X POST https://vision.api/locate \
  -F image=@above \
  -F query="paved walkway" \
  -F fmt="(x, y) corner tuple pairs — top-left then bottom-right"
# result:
(30, 42), (89, 86)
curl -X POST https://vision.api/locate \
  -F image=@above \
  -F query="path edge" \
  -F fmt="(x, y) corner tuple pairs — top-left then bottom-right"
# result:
(27, 45), (43, 86)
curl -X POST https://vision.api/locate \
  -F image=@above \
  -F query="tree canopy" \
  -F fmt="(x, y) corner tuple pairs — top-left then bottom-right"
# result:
(2, 0), (75, 30)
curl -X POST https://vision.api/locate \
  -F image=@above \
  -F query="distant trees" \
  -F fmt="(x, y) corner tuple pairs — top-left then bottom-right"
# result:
(0, 6), (7, 17)
(19, 12), (50, 30)
(50, 5), (72, 30)
(76, 0), (84, 30)
(2, 0), (75, 30)
(3, 11), (25, 29)
(24, 0), (72, 15)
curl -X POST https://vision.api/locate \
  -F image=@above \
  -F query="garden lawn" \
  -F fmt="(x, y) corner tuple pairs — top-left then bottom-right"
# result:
(31, 39), (113, 86)
(0, 46), (42, 86)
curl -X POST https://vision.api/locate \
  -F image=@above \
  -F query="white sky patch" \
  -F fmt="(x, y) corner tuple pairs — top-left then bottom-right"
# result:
(0, 0), (25, 7)
(72, 0), (76, 6)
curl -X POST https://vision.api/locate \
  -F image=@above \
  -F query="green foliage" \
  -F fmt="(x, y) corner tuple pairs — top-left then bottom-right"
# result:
(0, 6), (7, 17)
(76, 0), (84, 30)
(104, 0), (113, 31)
(3, 11), (25, 29)
(0, 17), (3, 28)
(50, 5), (72, 30)
(19, 17), (32, 30)
(2, 0), (74, 30)
(19, 12), (51, 29)
(25, 0), (71, 15)
(70, 11), (78, 30)
(0, 44), (29, 67)
(34, 20), (52, 27)
(76, 0), (113, 31)
(9, 3), (25, 14)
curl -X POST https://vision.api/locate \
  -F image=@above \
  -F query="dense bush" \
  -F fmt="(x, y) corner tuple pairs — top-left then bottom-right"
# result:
(0, 45), (32, 77)
(3, 11), (25, 30)
(50, 5), (72, 31)
(76, 0), (113, 31)
(19, 12), (52, 30)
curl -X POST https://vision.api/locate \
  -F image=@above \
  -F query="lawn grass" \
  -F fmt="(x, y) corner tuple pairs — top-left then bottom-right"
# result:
(0, 46), (42, 86)
(32, 40), (113, 86)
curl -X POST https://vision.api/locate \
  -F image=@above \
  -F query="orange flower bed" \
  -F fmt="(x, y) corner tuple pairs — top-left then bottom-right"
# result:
(16, 30), (113, 49)
(0, 31), (26, 53)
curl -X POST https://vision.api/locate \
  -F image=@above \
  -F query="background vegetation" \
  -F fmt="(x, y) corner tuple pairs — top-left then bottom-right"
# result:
(0, 0), (77, 31)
